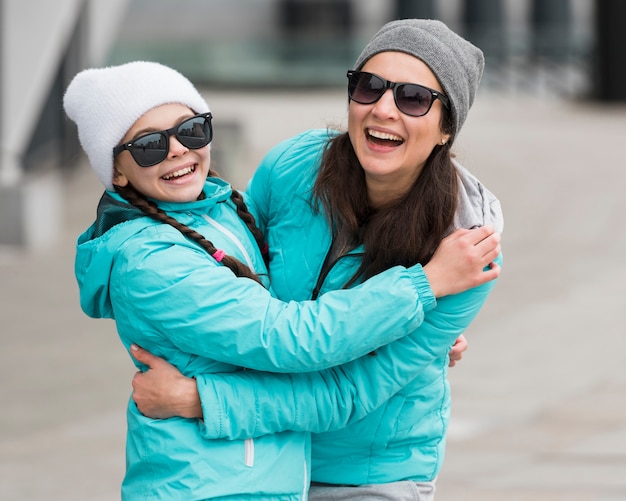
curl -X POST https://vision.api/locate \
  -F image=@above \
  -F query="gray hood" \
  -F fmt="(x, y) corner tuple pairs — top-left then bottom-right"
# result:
(452, 159), (504, 234)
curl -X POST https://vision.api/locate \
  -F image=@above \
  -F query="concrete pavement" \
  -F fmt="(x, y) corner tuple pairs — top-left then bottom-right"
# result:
(1, 90), (625, 500)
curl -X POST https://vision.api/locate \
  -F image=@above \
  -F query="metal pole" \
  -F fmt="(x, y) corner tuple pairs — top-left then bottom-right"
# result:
(530, 0), (572, 62)
(593, 0), (626, 101)
(393, 0), (437, 20)
(461, 0), (506, 63)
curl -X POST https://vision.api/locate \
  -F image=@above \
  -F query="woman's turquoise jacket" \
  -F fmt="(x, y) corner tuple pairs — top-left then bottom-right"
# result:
(75, 176), (441, 499)
(194, 129), (504, 485)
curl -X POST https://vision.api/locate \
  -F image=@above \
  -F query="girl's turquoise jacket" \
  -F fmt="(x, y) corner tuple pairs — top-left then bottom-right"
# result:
(75, 176), (442, 500)
(193, 129), (504, 485)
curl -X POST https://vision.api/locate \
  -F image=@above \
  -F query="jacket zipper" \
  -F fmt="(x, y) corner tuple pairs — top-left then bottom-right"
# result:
(311, 241), (364, 300)
(244, 438), (254, 467)
(311, 245), (336, 300)
(201, 214), (255, 269)
(201, 212), (257, 468)
(301, 458), (309, 499)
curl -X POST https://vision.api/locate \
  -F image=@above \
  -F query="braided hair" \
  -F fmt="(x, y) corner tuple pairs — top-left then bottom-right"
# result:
(115, 178), (269, 285)
(229, 189), (270, 268)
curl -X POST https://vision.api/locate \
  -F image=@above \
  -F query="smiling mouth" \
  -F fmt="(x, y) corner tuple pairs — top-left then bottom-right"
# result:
(162, 165), (196, 181)
(367, 128), (404, 146)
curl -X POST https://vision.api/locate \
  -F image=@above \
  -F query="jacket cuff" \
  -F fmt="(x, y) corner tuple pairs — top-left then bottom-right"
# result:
(195, 375), (226, 439)
(408, 264), (437, 312)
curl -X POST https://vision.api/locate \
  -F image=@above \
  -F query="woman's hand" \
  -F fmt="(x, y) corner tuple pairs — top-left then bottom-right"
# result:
(424, 225), (501, 298)
(130, 345), (203, 419)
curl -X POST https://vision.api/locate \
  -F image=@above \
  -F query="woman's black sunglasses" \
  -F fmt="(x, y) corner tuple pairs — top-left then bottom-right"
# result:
(113, 112), (213, 167)
(347, 71), (449, 117)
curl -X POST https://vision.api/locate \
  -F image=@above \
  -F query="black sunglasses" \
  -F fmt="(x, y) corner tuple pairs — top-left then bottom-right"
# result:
(347, 71), (449, 117)
(113, 112), (213, 167)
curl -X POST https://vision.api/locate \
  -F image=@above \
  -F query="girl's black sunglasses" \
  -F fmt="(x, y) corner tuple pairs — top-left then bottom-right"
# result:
(347, 71), (449, 117)
(113, 112), (213, 167)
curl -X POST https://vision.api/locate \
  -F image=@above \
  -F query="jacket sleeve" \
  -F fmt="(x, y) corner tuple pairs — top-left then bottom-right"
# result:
(195, 255), (502, 439)
(113, 227), (436, 374)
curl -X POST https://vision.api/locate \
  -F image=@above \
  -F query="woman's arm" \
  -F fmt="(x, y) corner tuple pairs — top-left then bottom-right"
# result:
(131, 255), (501, 437)
(131, 334), (468, 419)
(199, 271), (499, 439)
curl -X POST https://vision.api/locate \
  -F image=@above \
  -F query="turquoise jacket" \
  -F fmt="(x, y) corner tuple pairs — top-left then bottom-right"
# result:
(194, 129), (504, 485)
(75, 177), (440, 500)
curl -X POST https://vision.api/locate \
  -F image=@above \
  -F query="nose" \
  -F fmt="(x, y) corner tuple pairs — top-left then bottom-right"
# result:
(168, 135), (188, 157)
(371, 88), (400, 119)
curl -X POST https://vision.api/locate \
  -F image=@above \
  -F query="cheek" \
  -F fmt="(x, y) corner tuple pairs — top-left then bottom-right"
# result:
(410, 118), (443, 146)
(197, 146), (212, 168)
(347, 105), (366, 144)
(348, 101), (367, 124)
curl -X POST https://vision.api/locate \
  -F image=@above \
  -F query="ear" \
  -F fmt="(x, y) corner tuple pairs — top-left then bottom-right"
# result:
(112, 166), (129, 187)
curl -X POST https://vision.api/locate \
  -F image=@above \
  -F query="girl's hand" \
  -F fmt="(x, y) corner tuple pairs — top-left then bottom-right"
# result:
(130, 345), (202, 419)
(448, 334), (468, 367)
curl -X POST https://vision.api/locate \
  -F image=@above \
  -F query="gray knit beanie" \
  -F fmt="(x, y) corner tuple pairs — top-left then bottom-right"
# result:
(64, 61), (210, 191)
(354, 19), (484, 136)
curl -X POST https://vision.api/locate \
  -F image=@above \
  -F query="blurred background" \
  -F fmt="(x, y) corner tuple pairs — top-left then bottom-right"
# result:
(1, 1), (625, 499)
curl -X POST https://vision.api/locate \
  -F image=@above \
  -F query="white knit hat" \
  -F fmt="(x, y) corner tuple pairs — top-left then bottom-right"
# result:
(63, 61), (210, 190)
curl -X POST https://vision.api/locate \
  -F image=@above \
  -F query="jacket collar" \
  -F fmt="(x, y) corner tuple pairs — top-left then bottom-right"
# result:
(93, 177), (233, 237)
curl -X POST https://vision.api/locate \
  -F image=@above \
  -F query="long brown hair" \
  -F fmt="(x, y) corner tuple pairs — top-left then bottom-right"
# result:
(313, 114), (458, 288)
(115, 173), (269, 285)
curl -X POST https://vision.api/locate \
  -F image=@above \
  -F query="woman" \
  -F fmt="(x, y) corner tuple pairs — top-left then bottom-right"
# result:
(131, 19), (503, 500)
(65, 59), (499, 500)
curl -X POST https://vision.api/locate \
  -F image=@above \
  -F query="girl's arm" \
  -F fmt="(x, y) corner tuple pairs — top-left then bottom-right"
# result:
(117, 222), (498, 374)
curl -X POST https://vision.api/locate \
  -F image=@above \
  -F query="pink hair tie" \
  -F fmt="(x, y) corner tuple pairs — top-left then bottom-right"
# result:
(212, 249), (226, 262)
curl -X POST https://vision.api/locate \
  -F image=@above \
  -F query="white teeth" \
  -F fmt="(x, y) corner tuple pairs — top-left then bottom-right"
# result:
(367, 129), (403, 142)
(162, 166), (194, 180)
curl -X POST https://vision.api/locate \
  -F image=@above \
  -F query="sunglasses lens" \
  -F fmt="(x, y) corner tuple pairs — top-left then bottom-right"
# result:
(348, 72), (385, 104)
(117, 114), (213, 167)
(130, 133), (168, 167)
(396, 84), (433, 117)
(176, 115), (212, 149)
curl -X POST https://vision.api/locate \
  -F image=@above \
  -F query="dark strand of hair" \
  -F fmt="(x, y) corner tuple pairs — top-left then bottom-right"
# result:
(115, 183), (264, 285)
(207, 168), (269, 267)
(229, 189), (270, 268)
(313, 118), (458, 288)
